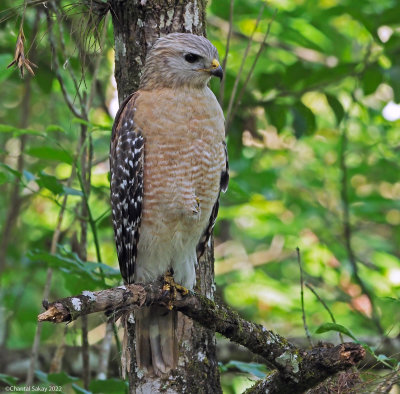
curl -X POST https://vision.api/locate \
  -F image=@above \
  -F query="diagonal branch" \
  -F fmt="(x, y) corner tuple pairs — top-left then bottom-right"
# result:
(38, 283), (365, 393)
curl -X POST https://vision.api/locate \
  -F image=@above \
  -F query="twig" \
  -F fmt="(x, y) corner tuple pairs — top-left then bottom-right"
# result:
(305, 282), (344, 344)
(375, 370), (400, 393)
(296, 247), (312, 347)
(51, 2), (87, 113)
(46, 7), (84, 119)
(81, 315), (90, 389)
(339, 114), (383, 335)
(230, 9), (276, 123)
(87, 13), (110, 109)
(49, 326), (67, 373)
(26, 168), (74, 387)
(74, 7), (110, 387)
(76, 168), (104, 282)
(218, 0), (234, 105)
(225, 3), (265, 130)
(97, 321), (114, 380)
(38, 283), (365, 394)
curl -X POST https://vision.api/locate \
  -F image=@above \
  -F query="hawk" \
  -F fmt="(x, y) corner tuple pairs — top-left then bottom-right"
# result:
(110, 33), (228, 376)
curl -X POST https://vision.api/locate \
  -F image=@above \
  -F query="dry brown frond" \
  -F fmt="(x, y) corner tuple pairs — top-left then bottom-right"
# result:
(7, 27), (38, 77)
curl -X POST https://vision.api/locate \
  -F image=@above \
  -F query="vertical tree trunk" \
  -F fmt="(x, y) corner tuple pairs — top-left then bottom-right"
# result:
(109, 1), (221, 393)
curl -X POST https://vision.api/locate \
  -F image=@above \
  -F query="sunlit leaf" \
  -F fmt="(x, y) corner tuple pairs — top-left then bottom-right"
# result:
(26, 147), (73, 164)
(46, 125), (65, 133)
(315, 323), (357, 341)
(36, 172), (64, 195)
(326, 94), (344, 125)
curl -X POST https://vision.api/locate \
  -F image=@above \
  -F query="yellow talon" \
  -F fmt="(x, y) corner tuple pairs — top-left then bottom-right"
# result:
(163, 271), (189, 299)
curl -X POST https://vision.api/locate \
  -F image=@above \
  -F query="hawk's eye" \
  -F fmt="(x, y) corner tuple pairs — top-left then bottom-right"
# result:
(184, 53), (201, 63)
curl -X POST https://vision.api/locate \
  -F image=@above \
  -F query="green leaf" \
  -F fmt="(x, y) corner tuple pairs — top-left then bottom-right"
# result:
(84, 261), (120, 277)
(26, 147), (72, 164)
(382, 297), (400, 303)
(0, 163), (22, 179)
(315, 322), (357, 341)
(0, 54), (14, 83)
(63, 186), (83, 196)
(267, 103), (287, 132)
(292, 102), (316, 138)
(0, 124), (42, 136)
(89, 378), (128, 393)
(303, 63), (357, 88)
(73, 118), (92, 127)
(46, 125), (65, 133)
(72, 383), (92, 394)
(0, 373), (19, 386)
(362, 64), (383, 96)
(0, 172), (8, 185)
(222, 361), (268, 378)
(376, 354), (395, 363)
(36, 172), (64, 195)
(27, 250), (118, 287)
(35, 370), (49, 383)
(325, 94), (344, 125)
(388, 67), (400, 102)
(48, 372), (79, 385)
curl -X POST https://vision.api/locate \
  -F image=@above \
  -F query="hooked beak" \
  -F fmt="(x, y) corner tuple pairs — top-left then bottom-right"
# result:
(209, 58), (223, 80)
(199, 58), (223, 81)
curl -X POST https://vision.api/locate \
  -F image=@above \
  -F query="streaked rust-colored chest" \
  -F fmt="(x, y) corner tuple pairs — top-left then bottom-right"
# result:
(133, 87), (225, 230)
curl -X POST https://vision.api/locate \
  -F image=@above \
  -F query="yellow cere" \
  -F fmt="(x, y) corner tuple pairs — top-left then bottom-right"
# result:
(211, 58), (220, 69)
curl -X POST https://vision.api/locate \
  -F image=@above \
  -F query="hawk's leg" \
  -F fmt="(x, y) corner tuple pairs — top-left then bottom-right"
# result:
(162, 270), (189, 309)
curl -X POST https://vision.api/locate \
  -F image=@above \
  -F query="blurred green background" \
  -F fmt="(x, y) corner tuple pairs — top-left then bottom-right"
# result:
(1, 0), (400, 392)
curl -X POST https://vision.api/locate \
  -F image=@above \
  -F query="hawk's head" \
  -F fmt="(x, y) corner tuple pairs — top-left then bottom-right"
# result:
(140, 33), (223, 90)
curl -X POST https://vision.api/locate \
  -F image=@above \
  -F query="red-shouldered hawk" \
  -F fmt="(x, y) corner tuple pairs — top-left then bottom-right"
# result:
(110, 33), (228, 377)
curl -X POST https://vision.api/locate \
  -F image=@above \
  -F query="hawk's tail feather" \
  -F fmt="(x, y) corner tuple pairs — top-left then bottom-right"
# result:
(135, 306), (178, 376)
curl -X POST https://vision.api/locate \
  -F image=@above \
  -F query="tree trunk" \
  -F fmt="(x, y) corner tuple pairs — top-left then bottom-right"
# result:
(109, 1), (221, 392)
(112, 0), (207, 101)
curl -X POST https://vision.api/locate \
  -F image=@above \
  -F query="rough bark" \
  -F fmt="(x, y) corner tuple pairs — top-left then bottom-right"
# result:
(111, 0), (207, 101)
(38, 281), (366, 394)
(109, 1), (219, 392)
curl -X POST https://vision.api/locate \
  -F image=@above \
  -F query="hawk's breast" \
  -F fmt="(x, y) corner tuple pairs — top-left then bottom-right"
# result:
(134, 87), (225, 234)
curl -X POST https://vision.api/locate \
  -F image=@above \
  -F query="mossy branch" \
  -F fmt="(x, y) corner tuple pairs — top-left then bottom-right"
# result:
(38, 283), (365, 393)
